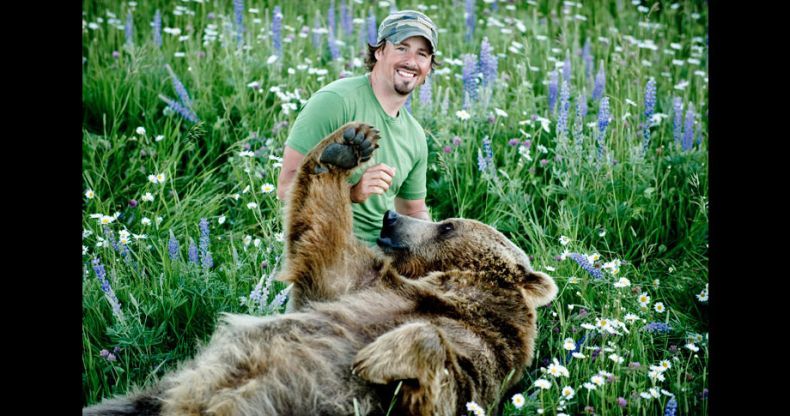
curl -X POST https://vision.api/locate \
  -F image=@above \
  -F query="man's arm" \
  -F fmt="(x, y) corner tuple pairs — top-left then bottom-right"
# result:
(277, 145), (306, 201)
(395, 197), (430, 221)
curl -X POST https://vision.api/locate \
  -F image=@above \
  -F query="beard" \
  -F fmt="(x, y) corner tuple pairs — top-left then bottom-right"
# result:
(394, 79), (416, 96)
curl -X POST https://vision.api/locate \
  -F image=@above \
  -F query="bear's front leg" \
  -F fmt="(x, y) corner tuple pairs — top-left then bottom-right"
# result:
(281, 122), (381, 309)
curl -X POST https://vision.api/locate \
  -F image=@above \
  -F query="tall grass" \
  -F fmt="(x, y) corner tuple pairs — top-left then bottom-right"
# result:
(82, 1), (708, 414)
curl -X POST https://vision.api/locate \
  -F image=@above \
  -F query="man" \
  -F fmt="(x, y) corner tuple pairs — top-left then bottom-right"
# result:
(277, 10), (438, 245)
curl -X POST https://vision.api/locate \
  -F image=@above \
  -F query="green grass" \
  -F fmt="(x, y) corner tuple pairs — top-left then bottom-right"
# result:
(82, 0), (708, 414)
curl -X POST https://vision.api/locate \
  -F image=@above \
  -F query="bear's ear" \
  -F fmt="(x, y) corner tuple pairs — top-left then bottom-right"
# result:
(516, 265), (558, 307)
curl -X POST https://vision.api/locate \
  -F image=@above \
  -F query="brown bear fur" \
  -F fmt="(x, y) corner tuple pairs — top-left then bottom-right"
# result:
(83, 122), (557, 416)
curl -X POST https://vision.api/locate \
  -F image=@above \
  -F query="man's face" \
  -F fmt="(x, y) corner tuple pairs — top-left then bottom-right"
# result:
(374, 36), (433, 96)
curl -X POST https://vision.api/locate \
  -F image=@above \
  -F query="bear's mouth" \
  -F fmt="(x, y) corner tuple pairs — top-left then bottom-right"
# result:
(376, 236), (407, 251)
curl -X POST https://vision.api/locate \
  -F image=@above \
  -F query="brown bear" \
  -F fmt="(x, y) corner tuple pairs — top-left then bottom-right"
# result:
(83, 122), (557, 416)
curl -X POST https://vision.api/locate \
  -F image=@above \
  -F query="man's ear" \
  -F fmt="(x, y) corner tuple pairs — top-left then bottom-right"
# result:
(375, 45), (384, 60)
(516, 265), (558, 307)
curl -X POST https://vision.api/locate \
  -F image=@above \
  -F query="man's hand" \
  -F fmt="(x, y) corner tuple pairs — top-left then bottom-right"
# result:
(351, 163), (396, 203)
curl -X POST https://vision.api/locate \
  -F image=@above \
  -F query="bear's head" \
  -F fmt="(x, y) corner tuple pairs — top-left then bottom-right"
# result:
(377, 210), (557, 307)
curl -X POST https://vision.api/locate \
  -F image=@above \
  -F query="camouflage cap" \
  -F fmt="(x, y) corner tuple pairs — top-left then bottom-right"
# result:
(376, 10), (438, 53)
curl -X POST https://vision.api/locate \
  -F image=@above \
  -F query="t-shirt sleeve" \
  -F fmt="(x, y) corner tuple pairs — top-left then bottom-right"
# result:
(285, 91), (348, 155)
(396, 131), (428, 200)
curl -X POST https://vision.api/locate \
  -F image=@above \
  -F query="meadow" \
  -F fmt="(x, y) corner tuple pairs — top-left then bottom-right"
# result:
(82, 0), (708, 414)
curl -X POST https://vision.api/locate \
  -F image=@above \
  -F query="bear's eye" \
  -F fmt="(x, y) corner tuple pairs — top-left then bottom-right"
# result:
(439, 223), (455, 235)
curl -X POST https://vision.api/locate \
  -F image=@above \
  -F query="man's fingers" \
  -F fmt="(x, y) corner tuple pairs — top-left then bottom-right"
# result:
(368, 163), (396, 177)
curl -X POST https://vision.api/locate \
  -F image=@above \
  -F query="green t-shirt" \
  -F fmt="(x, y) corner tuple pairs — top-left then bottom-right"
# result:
(285, 74), (428, 245)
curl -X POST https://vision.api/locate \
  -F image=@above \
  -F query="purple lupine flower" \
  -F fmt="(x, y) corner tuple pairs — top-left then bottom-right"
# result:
(573, 91), (586, 146)
(673, 97), (683, 147)
(340, 0), (352, 36)
(582, 39), (592, 80)
(566, 253), (603, 279)
(563, 52), (571, 84)
(312, 12), (322, 50)
(462, 54), (479, 109)
(272, 6), (283, 57)
(664, 397), (677, 416)
(592, 60), (605, 101)
(508, 138), (520, 147)
(478, 37), (497, 88)
(234, 0), (245, 46)
(590, 347), (601, 360)
(642, 322), (671, 334)
(328, 0), (336, 36)
(112, 50), (120, 59)
(128, 199), (138, 208)
(100, 349), (109, 358)
(682, 102), (696, 151)
(367, 11), (377, 46)
(168, 230), (179, 260)
(153, 10), (162, 49)
(92, 258), (123, 320)
(557, 80), (571, 138)
(702, 388), (709, 399)
(597, 97), (610, 160)
(564, 333), (587, 363)
(628, 361), (641, 369)
(465, 0), (475, 42)
(483, 137), (494, 166)
(199, 218), (213, 270)
(125, 12), (133, 46)
(419, 75), (432, 108)
(103, 225), (119, 252)
(452, 136), (462, 146)
(477, 152), (487, 172)
(404, 94), (412, 113)
(165, 64), (193, 110)
(643, 78), (656, 151)
(269, 284), (292, 311)
(328, 27), (340, 61)
(617, 397), (627, 408)
(159, 94), (199, 123)
(548, 71), (559, 115)
(188, 239), (199, 264)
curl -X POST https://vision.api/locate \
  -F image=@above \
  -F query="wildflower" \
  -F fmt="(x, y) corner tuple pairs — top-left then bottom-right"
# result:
(494, 108), (508, 118)
(650, 388), (661, 399)
(643, 322), (671, 334)
(643, 78), (656, 150)
(682, 102), (696, 151)
(462, 54), (479, 109)
(609, 353), (624, 364)
(92, 258), (123, 321)
(617, 397), (627, 408)
(141, 217), (151, 226)
(419, 76), (432, 108)
(583, 382), (597, 390)
(640, 392), (652, 400)
(141, 192), (154, 202)
(466, 401), (485, 416)
(188, 239), (199, 264)
(624, 313), (639, 322)
(247, 202), (258, 209)
(648, 368), (665, 382)
(557, 80), (570, 136)
(659, 360), (672, 371)
(218, 215), (226, 225)
(598, 96), (611, 137)
(673, 97), (683, 146)
(456, 110), (471, 120)
(479, 37), (498, 88)
(233, 0), (245, 45)
(590, 375), (605, 386)
(572, 352), (586, 359)
(563, 338), (576, 351)
(566, 253), (603, 279)
(85, 189), (95, 199)
(99, 215), (115, 225)
(261, 183), (275, 194)
(685, 343), (700, 352)
(156, 173), (165, 183)
(561, 386), (575, 400)
(546, 359), (569, 377)
(168, 230), (179, 260)
(638, 293), (651, 306)
(125, 12), (134, 46)
(159, 94), (199, 124)
(511, 393), (525, 409)
(465, 0), (475, 42)
(614, 277), (631, 288)
(152, 10), (162, 48)
(592, 60), (605, 101)
(534, 378), (551, 389)
(148, 174), (159, 184)
(697, 284), (709, 302)
(548, 71), (558, 114)
(664, 397), (677, 416)
(654, 302), (666, 313)
(272, 6), (283, 56)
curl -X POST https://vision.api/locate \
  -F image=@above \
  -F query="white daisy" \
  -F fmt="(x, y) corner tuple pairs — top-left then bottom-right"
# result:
(243, 235), (252, 247)
(247, 202), (258, 209)
(155, 135), (165, 142)
(685, 343), (699, 352)
(99, 215), (115, 225)
(456, 110), (471, 120)
(534, 378), (551, 390)
(141, 192), (154, 202)
(583, 382), (597, 390)
(649, 387), (660, 398)
(659, 360), (671, 371)
(136, 126), (146, 136)
(638, 293), (651, 306)
(156, 173), (166, 183)
(148, 174), (159, 184)
(261, 183), (275, 194)
(614, 277), (631, 288)
(624, 313), (639, 323)
(559, 235), (571, 246)
(654, 302), (666, 313)
(563, 338), (576, 351)
(609, 353), (624, 364)
(494, 108), (508, 117)
(590, 375), (604, 386)
(85, 189), (95, 199)
(218, 215), (226, 225)
(511, 393), (525, 409)
(561, 386), (574, 399)
(141, 217), (152, 226)
(571, 352), (586, 359)
(640, 392), (652, 399)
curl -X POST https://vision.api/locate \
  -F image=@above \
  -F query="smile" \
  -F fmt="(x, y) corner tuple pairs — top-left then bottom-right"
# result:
(396, 69), (416, 79)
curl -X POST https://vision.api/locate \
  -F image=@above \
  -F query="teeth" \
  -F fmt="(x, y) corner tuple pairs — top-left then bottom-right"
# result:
(397, 70), (415, 78)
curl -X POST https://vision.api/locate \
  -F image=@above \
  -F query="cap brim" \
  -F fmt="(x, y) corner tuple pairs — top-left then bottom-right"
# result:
(387, 29), (436, 53)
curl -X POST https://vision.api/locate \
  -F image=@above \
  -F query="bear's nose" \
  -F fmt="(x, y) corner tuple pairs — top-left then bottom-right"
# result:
(383, 210), (400, 228)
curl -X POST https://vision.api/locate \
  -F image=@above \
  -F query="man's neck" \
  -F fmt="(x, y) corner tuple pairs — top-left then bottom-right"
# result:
(369, 72), (407, 117)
